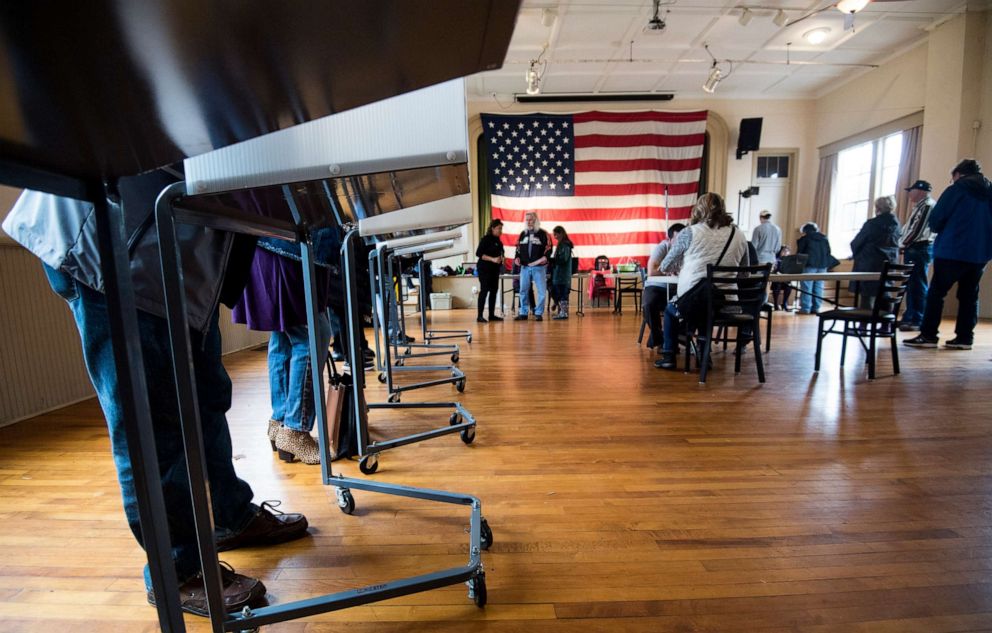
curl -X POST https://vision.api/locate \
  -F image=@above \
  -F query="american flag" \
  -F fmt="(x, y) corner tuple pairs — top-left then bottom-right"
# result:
(481, 110), (708, 270)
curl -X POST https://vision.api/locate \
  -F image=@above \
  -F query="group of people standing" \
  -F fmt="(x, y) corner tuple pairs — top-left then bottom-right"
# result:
(474, 211), (575, 323)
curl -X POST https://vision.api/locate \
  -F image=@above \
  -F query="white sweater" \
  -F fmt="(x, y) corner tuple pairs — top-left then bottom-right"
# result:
(670, 223), (749, 297)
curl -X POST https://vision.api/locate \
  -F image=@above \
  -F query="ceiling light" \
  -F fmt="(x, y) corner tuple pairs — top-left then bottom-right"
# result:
(773, 9), (788, 27)
(646, 0), (667, 32)
(836, 0), (870, 13)
(738, 8), (753, 26)
(702, 65), (723, 93)
(803, 27), (831, 44)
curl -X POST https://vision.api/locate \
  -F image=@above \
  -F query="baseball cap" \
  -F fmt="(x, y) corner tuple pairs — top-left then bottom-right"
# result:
(759, 210), (772, 218)
(904, 179), (932, 192)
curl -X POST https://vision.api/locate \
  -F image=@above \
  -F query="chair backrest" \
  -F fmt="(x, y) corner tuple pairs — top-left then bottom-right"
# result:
(871, 261), (914, 320)
(571, 257), (579, 274)
(705, 263), (772, 317)
(594, 255), (610, 271)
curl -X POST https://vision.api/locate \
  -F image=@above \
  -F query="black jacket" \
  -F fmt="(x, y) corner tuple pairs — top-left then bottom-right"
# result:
(515, 229), (549, 266)
(796, 231), (833, 268)
(852, 212), (901, 273)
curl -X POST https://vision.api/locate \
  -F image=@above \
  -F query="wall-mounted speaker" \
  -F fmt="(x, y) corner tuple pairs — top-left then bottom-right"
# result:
(736, 118), (763, 159)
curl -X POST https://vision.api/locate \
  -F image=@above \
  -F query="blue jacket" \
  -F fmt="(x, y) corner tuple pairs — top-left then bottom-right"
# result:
(930, 174), (992, 264)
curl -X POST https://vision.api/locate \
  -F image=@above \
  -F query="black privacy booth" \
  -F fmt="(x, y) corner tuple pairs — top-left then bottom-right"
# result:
(0, 2), (519, 631)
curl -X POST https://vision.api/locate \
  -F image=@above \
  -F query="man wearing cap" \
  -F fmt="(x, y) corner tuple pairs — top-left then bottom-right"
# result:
(905, 159), (992, 350)
(751, 210), (782, 266)
(898, 180), (936, 331)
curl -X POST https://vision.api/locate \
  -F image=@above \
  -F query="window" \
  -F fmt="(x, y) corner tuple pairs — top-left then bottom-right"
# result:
(756, 155), (790, 179)
(828, 132), (903, 258)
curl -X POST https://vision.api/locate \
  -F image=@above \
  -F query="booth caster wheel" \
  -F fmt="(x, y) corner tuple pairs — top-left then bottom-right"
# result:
(460, 426), (475, 444)
(467, 572), (487, 608)
(377, 372), (386, 384)
(451, 353), (459, 363)
(456, 379), (466, 393)
(480, 517), (493, 550)
(394, 358), (405, 367)
(359, 454), (379, 475)
(335, 488), (355, 515)
(388, 393), (401, 403)
(467, 334), (473, 344)
(449, 412), (463, 425)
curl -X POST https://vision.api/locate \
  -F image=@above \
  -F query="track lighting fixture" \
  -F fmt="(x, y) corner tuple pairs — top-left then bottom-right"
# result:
(738, 8), (753, 26)
(773, 9), (788, 27)
(702, 64), (723, 93)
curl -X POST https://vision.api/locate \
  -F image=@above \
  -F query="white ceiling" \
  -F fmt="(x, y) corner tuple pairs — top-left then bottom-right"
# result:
(467, 0), (966, 100)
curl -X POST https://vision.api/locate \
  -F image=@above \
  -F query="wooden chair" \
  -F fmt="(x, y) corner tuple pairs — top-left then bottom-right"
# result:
(684, 263), (772, 384)
(814, 261), (913, 380)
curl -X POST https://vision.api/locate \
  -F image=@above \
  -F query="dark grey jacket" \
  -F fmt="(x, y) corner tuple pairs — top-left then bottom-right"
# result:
(851, 211), (901, 296)
(2, 171), (232, 333)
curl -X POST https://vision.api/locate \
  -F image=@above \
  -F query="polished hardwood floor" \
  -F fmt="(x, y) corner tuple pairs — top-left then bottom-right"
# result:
(2, 306), (992, 632)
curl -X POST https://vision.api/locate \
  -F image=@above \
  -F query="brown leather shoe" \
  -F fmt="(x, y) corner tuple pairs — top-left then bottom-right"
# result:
(147, 561), (265, 617)
(216, 501), (309, 552)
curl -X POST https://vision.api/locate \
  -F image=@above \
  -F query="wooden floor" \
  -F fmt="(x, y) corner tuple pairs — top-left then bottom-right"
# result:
(2, 307), (992, 632)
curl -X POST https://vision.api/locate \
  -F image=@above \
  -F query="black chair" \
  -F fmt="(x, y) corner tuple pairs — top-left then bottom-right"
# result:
(814, 261), (913, 380)
(684, 263), (772, 384)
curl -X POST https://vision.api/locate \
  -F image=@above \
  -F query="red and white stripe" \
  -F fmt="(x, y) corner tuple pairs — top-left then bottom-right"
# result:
(492, 110), (707, 270)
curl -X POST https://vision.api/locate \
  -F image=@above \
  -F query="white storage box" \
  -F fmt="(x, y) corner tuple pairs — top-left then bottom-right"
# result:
(430, 292), (452, 310)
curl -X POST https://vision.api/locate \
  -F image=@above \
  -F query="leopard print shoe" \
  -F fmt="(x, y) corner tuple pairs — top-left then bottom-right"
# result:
(275, 427), (321, 465)
(267, 419), (282, 452)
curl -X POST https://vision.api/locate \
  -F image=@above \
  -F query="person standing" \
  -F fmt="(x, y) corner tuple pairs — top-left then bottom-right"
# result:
(751, 210), (782, 266)
(898, 180), (936, 331)
(513, 211), (550, 321)
(905, 159), (992, 350)
(642, 223), (685, 349)
(475, 219), (505, 323)
(851, 195), (901, 313)
(795, 222), (835, 314)
(549, 226), (574, 320)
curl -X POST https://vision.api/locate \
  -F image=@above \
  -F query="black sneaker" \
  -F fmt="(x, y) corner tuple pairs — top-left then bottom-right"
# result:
(535, 315), (543, 321)
(944, 338), (973, 350)
(477, 316), (488, 323)
(514, 315), (528, 321)
(904, 335), (938, 348)
(654, 351), (677, 370)
(489, 315), (504, 322)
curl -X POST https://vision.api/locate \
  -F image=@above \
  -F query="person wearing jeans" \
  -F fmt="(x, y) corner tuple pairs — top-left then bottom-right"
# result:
(898, 180), (936, 330)
(513, 211), (550, 321)
(795, 222), (835, 314)
(42, 265), (308, 615)
(267, 314), (332, 463)
(906, 159), (992, 350)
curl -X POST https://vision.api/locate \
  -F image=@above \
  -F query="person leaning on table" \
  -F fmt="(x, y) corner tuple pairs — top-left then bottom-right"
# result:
(2, 169), (309, 617)
(795, 222), (835, 314)
(642, 222), (685, 351)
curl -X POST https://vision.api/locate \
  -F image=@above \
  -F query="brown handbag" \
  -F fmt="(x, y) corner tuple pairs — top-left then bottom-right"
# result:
(325, 357), (347, 458)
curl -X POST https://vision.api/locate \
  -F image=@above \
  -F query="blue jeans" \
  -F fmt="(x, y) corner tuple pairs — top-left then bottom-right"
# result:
(800, 266), (828, 312)
(662, 301), (681, 352)
(902, 243), (933, 324)
(920, 257), (985, 343)
(519, 264), (548, 316)
(268, 312), (332, 432)
(43, 265), (255, 585)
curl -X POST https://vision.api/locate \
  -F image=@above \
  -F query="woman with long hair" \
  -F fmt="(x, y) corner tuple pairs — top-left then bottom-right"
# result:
(475, 218), (505, 322)
(550, 225), (574, 319)
(654, 193), (749, 370)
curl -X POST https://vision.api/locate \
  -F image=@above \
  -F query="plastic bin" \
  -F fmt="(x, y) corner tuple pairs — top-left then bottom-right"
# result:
(430, 292), (452, 310)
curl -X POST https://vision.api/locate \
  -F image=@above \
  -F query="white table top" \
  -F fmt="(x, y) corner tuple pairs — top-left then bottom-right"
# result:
(646, 271), (881, 285)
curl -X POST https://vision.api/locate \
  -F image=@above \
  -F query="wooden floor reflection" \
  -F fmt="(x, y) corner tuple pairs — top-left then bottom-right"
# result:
(2, 308), (991, 632)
